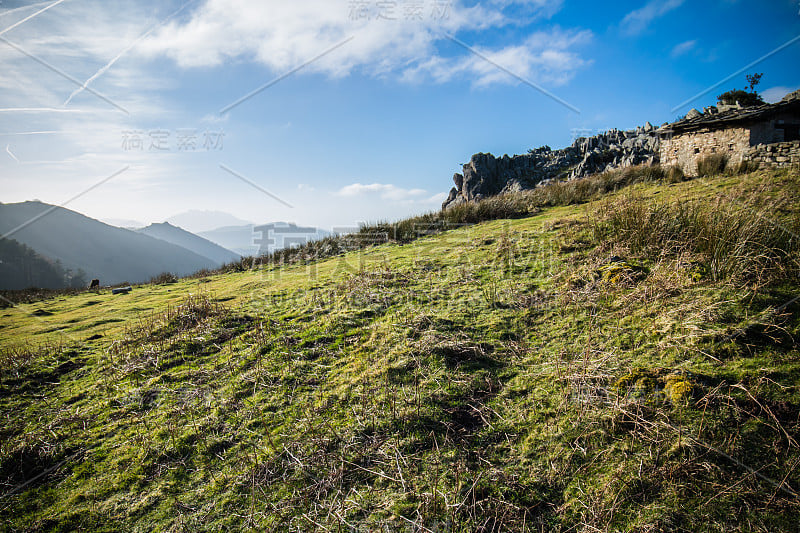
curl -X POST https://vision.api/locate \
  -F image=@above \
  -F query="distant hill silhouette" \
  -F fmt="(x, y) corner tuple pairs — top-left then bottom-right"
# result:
(166, 210), (252, 233)
(198, 225), (261, 257)
(101, 218), (144, 229)
(199, 223), (331, 257)
(0, 201), (220, 287)
(137, 222), (240, 266)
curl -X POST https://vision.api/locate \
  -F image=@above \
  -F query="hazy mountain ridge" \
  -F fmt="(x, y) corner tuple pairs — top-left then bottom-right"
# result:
(166, 210), (252, 234)
(199, 223), (331, 257)
(0, 202), (221, 287)
(136, 222), (241, 266)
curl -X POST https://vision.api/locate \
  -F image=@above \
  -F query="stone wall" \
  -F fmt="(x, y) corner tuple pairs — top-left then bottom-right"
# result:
(659, 127), (750, 175)
(744, 141), (800, 168)
(659, 110), (800, 175)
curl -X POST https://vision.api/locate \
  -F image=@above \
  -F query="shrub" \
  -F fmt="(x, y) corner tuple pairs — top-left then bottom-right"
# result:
(727, 159), (759, 175)
(218, 257), (256, 273)
(665, 165), (685, 183)
(717, 89), (764, 107)
(696, 154), (729, 177)
(716, 74), (764, 107)
(149, 272), (178, 284)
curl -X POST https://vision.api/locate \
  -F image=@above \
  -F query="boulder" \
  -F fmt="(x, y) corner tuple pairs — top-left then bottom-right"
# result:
(686, 108), (703, 120)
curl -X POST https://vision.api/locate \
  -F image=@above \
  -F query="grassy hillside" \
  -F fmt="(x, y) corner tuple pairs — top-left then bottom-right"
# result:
(2, 168), (800, 531)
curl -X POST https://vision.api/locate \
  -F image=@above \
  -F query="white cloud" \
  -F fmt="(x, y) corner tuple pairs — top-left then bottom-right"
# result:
(141, 1), (491, 71)
(762, 85), (800, 103)
(336, 183), (429, 201)
(489, 0), (564, 18)
(139, 0), (588, 87)
(426, 192), (449, 204)
(404, 28), (592, 87)
(620, 0), (685, 36)
(670, 39), (697, 58)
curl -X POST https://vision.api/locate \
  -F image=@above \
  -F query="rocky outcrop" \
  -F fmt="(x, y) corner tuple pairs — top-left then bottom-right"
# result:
(443, 126), (660, 209)
(782, 89), (800, 102)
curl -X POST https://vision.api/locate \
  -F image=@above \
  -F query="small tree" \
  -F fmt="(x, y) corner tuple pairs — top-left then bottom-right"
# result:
(717, 73), (765, 107)
(746, 73), (762, 92)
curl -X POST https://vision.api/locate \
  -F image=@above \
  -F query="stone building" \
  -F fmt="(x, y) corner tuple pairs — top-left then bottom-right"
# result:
(658, 90), (800, 174)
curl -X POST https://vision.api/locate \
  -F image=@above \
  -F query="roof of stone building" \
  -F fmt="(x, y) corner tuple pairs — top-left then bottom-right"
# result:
(658, 90), (800, 135)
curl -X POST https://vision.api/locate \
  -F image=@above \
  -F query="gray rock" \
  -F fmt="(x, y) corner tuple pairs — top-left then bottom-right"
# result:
(442, 125), (661, 209)
(686, 109), (703, 119)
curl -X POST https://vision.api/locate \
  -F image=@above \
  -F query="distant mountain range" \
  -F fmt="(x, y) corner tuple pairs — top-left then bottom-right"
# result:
(0, 202), (228, 288)
(101, 218), (144, 229)
(0, 202), (332, 290)
(199, 223), (331, 258)
(197, 225), (260, 257)
(165, 210), (252, 234)
(137, 222), (241, 266)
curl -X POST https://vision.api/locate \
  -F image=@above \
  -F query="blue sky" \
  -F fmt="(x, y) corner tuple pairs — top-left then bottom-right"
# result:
(1, 0), (799, 231)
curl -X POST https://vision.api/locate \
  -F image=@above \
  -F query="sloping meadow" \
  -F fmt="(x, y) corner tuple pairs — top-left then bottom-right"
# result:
(1, 168), (800, 531)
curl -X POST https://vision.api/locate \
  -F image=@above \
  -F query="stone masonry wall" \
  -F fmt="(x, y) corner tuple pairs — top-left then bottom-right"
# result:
(744, 141), (800, 168)
(659, 127), (750, 175)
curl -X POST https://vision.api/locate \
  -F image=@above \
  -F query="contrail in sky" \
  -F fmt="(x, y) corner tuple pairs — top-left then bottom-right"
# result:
(6, 145), (20, 162)
(0, 107), (88, 113)
(0, 2), (52, 19)
(64, 0), (197, 107)
(0, 0), (68, 37)
(0, 131), (62, 136)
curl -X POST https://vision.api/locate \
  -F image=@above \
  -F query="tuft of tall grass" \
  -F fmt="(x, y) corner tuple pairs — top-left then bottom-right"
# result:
(593, 192), (800, 284)
(528, 164), (669, 206)
(121, 293), (230, 344)
(665, 165), (685, 183)
(696, 154), (729, 177)
(727, 159), (760, 176)
(0, 341), (65, 374)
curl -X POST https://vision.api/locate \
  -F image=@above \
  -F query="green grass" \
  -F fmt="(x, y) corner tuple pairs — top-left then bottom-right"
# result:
(1, 168), (800, 531)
